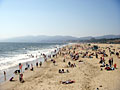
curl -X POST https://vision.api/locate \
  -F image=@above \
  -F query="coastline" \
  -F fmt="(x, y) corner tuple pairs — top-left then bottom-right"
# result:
(0, 43), (120, 90)
(0, 43), (66, 84)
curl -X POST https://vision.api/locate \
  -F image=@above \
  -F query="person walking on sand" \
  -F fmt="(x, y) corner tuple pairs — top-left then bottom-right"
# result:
(4, 71), (6, 81)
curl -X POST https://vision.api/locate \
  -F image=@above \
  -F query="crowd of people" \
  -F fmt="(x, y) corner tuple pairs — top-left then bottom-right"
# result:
(2, 43), (120, 90)
(2, 49), (59, 83)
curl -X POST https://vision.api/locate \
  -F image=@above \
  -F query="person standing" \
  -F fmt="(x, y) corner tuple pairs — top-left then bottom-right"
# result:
(26, 62), (29, 69)
(109, 58), (112, 67)
(36, 62), (38, 67)
(116, 52), (119, 57)
(96, 53), (98, 58)
(19, 63), (23, 73)
(111, 58), (113, 66)
(31, 64), (33, 71)
(68, 61), (71, 67)
(19, 73), (24, 83)
(4, 71), (6, 81)
(39, 61), (42, 67)
(53, 60), (56, 66)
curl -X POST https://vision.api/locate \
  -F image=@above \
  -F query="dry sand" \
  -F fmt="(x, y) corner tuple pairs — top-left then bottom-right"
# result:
(0, 43), (120, 90)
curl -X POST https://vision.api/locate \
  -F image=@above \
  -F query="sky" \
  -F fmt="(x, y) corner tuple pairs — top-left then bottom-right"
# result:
(0, 0), (120, 39)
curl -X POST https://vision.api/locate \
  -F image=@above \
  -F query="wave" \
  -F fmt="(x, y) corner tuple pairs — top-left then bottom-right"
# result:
(0, 44), (64, 71)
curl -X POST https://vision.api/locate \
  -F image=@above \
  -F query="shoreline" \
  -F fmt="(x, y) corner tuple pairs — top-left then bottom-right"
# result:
(0, 57), (44, 84)
(0, 43), (65, 84)
(0, 43), (120, 90)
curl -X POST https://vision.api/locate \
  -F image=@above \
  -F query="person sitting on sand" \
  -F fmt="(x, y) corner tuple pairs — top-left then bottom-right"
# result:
(75, 54), (79, 60)
(59, 69), (69, 73)
(79, 60), (83, 62)
(71, 64), (74, 67)
(53, 60), (56, 66)
(105, 63), (115, 71)
(62, 69), (65, 73)
(73, 63), (76, 67)
(9, 77), (14, 81)
(82, 54), (86, 58)
(60, 80), (75, 84)
(100, 62), (105, 67)
(90, 54), (93, 58)
(59, 69), (62, 73)
(66, 69), (69, 73)
(51, 59), (53, 62)
(63, 59), (65, 62)
(14, 70), (20, 74)
(68, 61), (71, 67)
(96, 88), (99, 90)
(53, 54), (55, 58)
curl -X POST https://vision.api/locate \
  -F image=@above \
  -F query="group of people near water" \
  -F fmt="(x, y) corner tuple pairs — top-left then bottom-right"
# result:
(2, 48), (59, 83)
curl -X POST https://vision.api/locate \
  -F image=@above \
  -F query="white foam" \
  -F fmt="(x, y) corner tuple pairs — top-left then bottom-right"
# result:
(0, 44), (64, 71)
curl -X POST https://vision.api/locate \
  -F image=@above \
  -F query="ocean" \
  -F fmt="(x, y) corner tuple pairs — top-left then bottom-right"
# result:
(0, 42), (66, 83)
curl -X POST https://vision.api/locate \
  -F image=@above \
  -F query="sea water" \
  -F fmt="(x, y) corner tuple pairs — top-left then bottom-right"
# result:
(0, 42), (66, 83)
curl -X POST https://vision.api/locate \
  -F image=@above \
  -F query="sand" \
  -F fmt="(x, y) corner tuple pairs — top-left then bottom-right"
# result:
(0, 43), (120, 90)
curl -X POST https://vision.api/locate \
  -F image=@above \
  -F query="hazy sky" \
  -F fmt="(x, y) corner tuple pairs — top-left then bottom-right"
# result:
(0, 0), (120, 39)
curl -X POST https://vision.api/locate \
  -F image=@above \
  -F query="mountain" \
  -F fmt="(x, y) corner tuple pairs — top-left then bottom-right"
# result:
(0, 35), (78, 43)
(0, 34), (120, 43)
(79, 36), (93, 40)
(95, 35), (120, 39)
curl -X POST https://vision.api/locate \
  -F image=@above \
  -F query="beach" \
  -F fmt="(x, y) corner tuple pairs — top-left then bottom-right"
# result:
(0, 43), (120, 90)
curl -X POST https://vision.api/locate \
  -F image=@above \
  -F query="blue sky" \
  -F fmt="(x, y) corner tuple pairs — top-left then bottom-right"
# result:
(0, 0), (120, 39)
